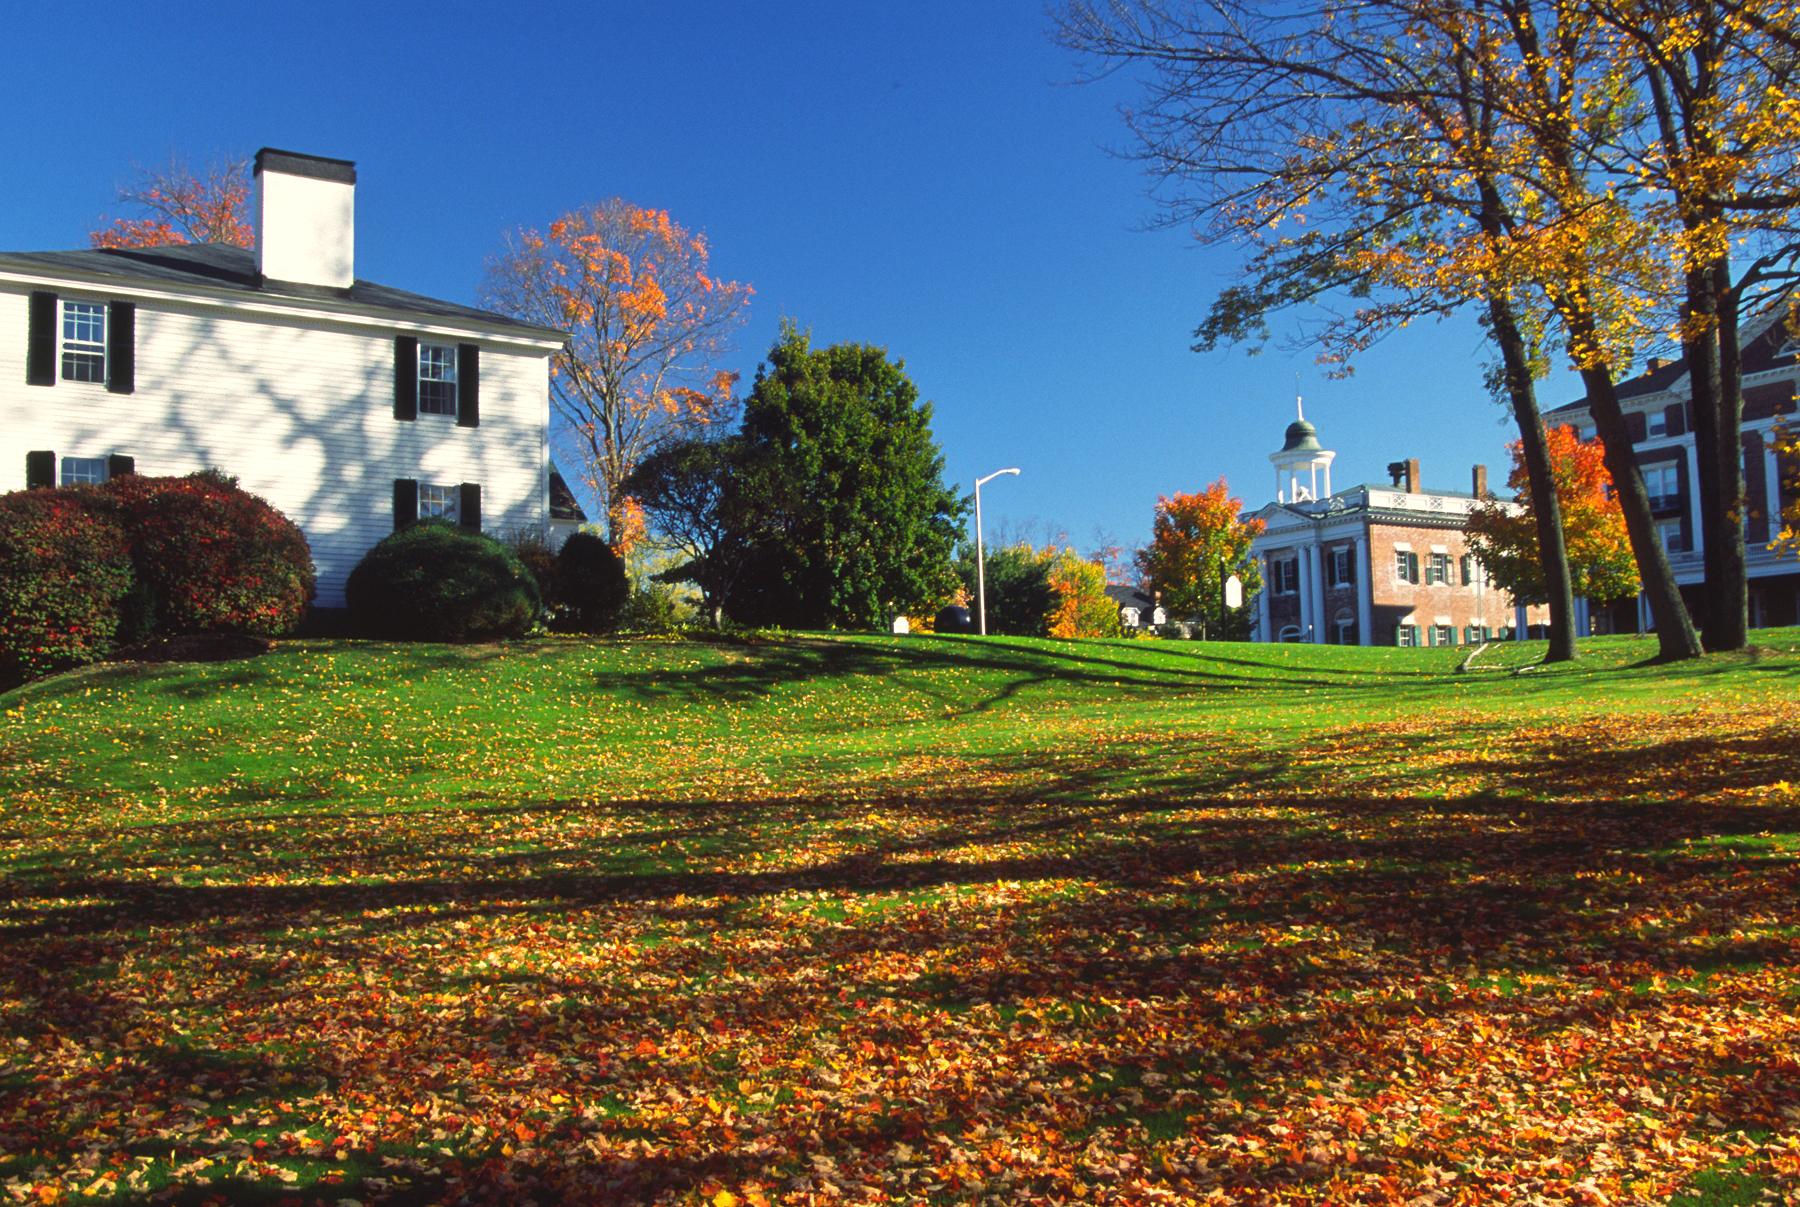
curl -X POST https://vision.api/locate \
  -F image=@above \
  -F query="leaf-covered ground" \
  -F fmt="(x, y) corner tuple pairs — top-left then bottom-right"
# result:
(2, 632), (1798, 1205)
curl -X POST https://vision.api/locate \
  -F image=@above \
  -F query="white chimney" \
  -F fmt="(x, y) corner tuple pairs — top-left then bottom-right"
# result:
(254, 148), (356, 290)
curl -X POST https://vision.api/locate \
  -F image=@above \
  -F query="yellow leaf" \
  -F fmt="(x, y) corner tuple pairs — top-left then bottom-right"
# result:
(712, 1192), (740, 1207)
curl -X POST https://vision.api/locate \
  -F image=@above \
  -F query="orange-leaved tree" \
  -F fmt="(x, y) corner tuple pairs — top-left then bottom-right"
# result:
(481, 201), (750, 554)
(90, 156), (252, 249)
(1467, 425), (1638, 610)
(1135, 479), (1263, 633)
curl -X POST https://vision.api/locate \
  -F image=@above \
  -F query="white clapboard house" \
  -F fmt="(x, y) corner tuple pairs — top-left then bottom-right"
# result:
(1, 148), (565, 607)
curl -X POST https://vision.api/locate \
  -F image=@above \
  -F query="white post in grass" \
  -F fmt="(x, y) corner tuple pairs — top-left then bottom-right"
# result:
(974, 467), (1021, 636)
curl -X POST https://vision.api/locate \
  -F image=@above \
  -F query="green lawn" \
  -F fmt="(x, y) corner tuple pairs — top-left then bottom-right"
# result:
(3, 631), (1798, 1204)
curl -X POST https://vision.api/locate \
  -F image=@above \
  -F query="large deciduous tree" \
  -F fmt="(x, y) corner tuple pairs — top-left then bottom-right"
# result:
(726, 324), (965, 629)
(1135, 480), (1263, 635)
(481, 201), (750, 553)
(90, 156), (252, 249)
(1467, 425), (1640, 610)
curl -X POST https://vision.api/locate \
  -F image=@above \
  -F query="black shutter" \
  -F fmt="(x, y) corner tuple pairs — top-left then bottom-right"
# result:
(394, 478), (418, 529)
(26, 451), (55, 489)
(1664, 403), (1686, 438)
(459, 482), (481, 531)
(394, 337), (418, 421)
(107, 302), (135, 394)
(456, 344), (480, 427)
(1626, 411), (1649, 443)
(107, 454), (135, 478)
(27, 292), (56, 386)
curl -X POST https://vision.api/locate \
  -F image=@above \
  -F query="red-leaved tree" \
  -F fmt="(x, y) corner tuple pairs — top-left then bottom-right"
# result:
(90, 157), (253, 249)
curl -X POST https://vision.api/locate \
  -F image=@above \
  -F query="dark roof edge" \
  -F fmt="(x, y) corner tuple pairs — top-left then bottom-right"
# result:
(255, 148), (356, 185)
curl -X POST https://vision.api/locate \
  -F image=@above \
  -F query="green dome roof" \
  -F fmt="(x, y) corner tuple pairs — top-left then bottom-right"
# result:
(1281, 418), (1322, 453)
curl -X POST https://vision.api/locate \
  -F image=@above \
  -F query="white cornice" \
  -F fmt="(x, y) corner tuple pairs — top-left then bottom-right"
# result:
(0, 268), (566, 354)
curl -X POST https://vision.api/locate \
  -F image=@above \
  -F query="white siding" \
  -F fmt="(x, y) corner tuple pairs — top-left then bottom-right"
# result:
(1, 284), (553, 607)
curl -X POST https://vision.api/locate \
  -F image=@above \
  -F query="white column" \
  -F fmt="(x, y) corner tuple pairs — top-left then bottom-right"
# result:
(1768, 438), (1784, 549)
(1257, 553), (1273, 642)
(1296, 546), (1314, 641)
(1515, 603), (1528, 640)
(1308, 541), (1326, 642)
(1355, 534), (1373, 646)
(1574, 596), (1589, 637)
(1685, 443), (1704, 558)
(1638, 592), (1651, 633)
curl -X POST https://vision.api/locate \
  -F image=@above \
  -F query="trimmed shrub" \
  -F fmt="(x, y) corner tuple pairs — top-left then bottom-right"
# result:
(0, 489), (135, 684)
(346, 521), (540, 642)
(553, 532), (630, 633)
(617, 583), (685, 635)
(103, 471), (315, 636)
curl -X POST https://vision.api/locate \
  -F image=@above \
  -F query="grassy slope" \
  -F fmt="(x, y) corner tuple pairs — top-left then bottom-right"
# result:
(2, 632), (1798, 1204)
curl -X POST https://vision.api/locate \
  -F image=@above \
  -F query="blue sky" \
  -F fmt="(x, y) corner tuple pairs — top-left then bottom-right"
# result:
(2, 1), (1584, 555)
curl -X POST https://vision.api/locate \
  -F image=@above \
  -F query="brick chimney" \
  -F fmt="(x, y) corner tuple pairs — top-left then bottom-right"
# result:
(254, 148), (356, 290)
(1472, 464), (1489, 497)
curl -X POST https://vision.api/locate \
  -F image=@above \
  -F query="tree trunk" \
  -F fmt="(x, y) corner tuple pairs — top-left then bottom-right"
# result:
(1707, 258), (1749, 649)
(1579, 366), (1704, 661)
(1487, 294), (1578, 661)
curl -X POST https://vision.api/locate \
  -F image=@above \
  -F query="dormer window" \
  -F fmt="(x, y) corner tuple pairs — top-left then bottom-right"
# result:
(61, 302), (107, 383)
(419, 344), (458, 415)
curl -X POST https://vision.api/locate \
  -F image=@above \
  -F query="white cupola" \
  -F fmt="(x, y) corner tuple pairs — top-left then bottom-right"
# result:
(1270, 397), (1335, 504)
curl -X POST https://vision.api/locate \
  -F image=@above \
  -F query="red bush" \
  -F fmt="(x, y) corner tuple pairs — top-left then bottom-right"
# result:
(101, 471), (315, 637)
(0, 489), (135, 684)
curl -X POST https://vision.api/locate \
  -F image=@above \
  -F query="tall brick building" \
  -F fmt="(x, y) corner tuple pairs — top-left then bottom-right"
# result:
(1245, 414), (1544, 646)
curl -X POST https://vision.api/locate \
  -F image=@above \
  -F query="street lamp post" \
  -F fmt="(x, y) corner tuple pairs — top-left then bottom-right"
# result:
(973, 467), (1021, 636)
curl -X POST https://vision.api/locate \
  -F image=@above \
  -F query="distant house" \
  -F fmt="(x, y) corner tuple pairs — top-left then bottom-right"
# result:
(1542, 312), (1799, 633)
(1106, 584), (1166, 631)
(1, 147), (566, 607)
(1244, 413), (1544, 646)
(548, 463), (588, 547)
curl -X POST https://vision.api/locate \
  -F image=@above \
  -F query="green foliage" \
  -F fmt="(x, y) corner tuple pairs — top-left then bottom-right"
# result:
(724, 323), (966, 628)
(616, 582), (688, 634)
(554, 532), (630, 633)
(102, 470), (315, 637)
(0, 489), (134, 684)
(957, 543), (1119, 638)
(622, 435), (756, 621)
(345, 521), (540, 642)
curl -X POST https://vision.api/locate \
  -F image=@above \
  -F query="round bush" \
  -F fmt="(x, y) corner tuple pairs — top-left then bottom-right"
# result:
(346, 521), (540, 642)
(553, 531), (630, 633)
(103, 471), (315, 636)
(0, 488), (135, 684)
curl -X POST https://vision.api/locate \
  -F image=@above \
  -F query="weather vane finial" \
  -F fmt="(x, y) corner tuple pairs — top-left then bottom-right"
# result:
(1295, 374), (1304, 423)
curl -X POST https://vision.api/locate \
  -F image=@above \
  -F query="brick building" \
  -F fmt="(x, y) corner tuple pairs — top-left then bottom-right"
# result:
(1245, 413), (1544, 645)
(1542, 312), (1799, 634)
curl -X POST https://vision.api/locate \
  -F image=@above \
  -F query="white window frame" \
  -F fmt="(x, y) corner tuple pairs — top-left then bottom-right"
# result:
(418, 483), (461, 523)
(1644, 463), (1681, 510)
(418, 343), (458, 417)
(1273, 557), (1299, 595)
(61, 300), (107, 384)
(1425, 552), (1452, 585)
(1396, 624), (1419, 647)
(59, 456), (108, 486)
(1656, 517), (1685, 554)
(1648, 410), (1667, 438)
(1277, 624), (1302, 643)
(1329, 546), (1353, 587)
(1395, 550), (1420, 585)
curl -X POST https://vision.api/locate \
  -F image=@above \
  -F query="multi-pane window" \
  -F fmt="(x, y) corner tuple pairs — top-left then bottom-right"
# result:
(1329, 546), (1354, 587)
(61, 302), (106, 383)
(1463, 624), (1491, 645)
(1425, 552), (1452, 585)
(1644, 463), (1681, 510)
(419, 344), (458, 415)
(59, 456), (108, 486)
(1272, 557), (1299, 594)
(1432, 624), (1456, 647)
(1394, 550), (1420, 585)
(1396, 624), (1419, 647)
(418, 483), (460, 523)
(1648, 410), (1668, 438)
(1656, 517), (1685, 554)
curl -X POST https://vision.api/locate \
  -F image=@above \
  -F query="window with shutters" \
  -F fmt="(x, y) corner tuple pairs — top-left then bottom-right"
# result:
(1328, 546), (1353, 586)
(1272, 557), (1299, 594)
(1396, 624), (1419, 647)
(418, 483), (460, 523)
(1394, 550), (1420, 584)
(1425, 552), (1452, 585)
(61, 302), (106, 383)
(419, 344), (458, 416)
(59, 456), (108, 486)
(1432, 624), (1455, 647)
